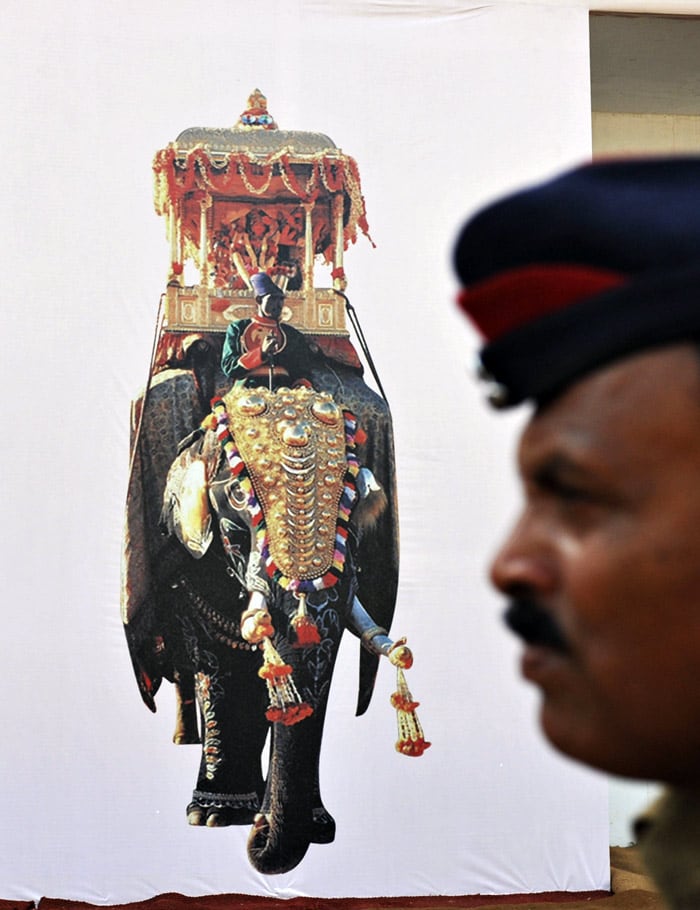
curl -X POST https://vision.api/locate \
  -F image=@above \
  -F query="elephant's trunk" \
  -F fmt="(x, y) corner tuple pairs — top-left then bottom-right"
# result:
(246, 706), (333, 874)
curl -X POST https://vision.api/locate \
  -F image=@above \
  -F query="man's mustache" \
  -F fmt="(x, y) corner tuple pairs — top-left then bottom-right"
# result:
(503, 597), (570, 654)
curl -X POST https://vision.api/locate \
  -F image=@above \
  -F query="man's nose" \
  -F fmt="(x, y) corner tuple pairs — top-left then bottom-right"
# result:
(489, 513), (557, 596)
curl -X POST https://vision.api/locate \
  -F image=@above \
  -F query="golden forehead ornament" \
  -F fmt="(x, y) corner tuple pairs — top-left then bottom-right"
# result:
(223, 386), (347, 581)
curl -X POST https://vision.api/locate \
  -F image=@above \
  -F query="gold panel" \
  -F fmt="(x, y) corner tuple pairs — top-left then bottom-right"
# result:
(223, 386), (348, 581)
(164, 286), (348, 336)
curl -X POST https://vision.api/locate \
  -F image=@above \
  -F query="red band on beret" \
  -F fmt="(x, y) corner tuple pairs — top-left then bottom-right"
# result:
(457, 264), (628, 341)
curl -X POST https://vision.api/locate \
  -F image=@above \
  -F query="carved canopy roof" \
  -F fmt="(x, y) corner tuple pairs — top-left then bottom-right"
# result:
(152, 90), (372, 250)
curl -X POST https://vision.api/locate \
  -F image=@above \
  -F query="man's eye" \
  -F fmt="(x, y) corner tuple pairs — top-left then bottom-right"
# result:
(553, 482), (594, 502)
(531, 473), (599, 506)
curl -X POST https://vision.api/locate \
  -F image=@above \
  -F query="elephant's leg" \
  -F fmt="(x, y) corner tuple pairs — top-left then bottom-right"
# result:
(173, 671), (200, 745)
(247, 593), (343, 874)
(187, 643), (270, 828)
(169, 566), (270, 829)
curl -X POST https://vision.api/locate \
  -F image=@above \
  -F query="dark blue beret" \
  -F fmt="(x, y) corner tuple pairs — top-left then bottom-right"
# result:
(454, 156), (700, 407)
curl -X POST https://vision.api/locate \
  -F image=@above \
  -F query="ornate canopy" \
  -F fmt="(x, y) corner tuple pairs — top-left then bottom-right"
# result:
(153, 90), (372, 306)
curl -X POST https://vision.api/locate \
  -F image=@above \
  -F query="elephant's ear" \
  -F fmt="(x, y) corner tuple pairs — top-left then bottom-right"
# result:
(124, 624), (163, 713)
(122, 364), (212, 707)
(161, 452), (215, 559)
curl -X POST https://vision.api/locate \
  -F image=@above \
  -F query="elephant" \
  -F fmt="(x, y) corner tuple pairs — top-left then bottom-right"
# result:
(121, 333), (407, 875)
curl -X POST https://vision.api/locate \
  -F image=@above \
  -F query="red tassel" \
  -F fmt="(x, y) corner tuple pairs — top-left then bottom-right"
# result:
(290, 592), (321, 648)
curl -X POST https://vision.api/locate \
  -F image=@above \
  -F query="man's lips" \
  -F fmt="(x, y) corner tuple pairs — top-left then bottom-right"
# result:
(519, 643), (569, 684)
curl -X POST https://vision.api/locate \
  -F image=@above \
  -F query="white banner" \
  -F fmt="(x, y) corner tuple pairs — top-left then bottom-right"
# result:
(0, 1), (614, 903)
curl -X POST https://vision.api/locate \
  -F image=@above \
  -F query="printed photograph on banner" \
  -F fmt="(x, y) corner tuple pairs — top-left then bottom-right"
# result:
(120, 89), (429, 876)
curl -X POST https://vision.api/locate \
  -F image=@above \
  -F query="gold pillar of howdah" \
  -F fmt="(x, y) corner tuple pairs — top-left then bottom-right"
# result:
(303, 201), (316, 325)
(303, 201), (314, 293)
(333, 193), (345, 290)
(199, 194), (212, 298)
(168, 202), (179, 285)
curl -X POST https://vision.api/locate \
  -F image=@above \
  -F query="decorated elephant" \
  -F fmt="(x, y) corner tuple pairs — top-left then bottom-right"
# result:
(123, 96), (429, 875)
(122, 335), (426, 875)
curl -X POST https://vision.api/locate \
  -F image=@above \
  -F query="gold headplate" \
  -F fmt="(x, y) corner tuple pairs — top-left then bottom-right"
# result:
(223, 386), (347, 580)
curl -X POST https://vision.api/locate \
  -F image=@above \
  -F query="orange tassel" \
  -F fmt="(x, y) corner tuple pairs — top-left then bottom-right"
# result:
(391, 667), (431, 757)
(258, 638), (313, 726)
(290, 592), (321, 648)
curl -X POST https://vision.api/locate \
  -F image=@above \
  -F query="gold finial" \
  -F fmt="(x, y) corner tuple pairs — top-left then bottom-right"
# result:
(235, 89), (278, 131)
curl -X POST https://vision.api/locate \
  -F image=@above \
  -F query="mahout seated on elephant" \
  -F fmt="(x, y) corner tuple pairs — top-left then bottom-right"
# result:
(220, 270), (320, 390)
(158, 381), (412, 874)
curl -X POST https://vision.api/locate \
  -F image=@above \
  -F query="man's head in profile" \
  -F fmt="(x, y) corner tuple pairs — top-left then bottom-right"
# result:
(453, 158), (700, 789)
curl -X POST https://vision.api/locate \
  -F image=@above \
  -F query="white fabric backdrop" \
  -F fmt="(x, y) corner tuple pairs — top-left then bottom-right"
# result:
(0, 0), (642, 902)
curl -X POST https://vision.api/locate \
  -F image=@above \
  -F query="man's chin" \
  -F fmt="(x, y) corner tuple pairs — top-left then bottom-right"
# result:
(517, 645), (677, 779)
(539, 704), (609, 771)
(538, 699), (651, 779)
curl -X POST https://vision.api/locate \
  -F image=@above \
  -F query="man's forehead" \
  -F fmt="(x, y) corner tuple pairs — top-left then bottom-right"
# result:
(522, 344), (700, 455)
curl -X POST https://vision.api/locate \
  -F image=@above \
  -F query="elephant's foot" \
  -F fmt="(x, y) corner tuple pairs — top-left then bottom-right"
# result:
(187, 802), (257, 827)
(310, 806), (336, 844)
(187, 790), (259, 827)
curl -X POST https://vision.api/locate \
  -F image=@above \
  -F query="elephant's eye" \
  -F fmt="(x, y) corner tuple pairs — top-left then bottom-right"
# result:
(225, 482), (249, 511)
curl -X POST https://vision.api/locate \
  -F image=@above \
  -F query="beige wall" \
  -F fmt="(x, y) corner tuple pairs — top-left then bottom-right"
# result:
(593, 111), (700, 154)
